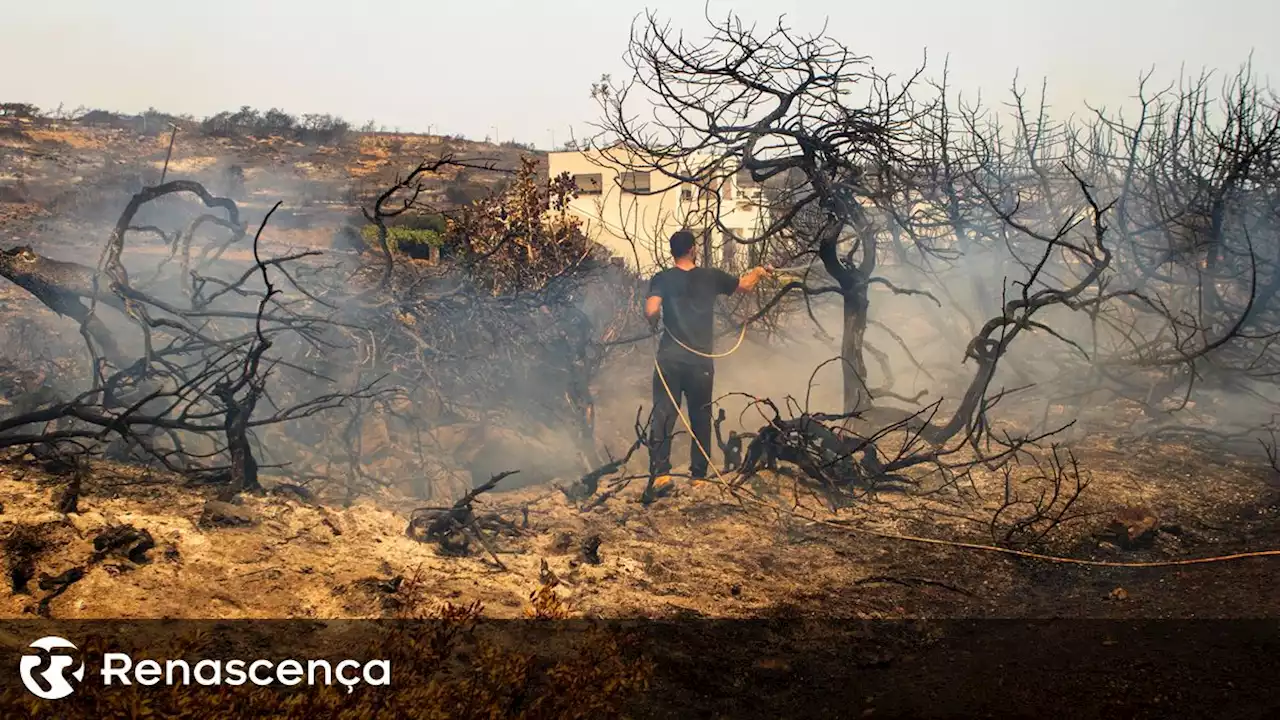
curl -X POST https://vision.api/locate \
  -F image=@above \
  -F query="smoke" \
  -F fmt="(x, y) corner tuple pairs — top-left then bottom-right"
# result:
(6, 98), (1278, 508)
(616, 214), (1280, 466)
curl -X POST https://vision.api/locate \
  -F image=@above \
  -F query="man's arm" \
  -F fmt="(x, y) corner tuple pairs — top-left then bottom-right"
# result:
(644, 294), (662, 330)
(644, 273), (664, 331)
(733, 265), (773, 294)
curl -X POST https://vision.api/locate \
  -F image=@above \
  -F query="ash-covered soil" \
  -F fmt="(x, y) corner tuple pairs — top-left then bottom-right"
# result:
(2, 432), (1278, 621)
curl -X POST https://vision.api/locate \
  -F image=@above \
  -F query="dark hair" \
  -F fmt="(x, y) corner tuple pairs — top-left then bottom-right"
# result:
(669, 230), (696, 259)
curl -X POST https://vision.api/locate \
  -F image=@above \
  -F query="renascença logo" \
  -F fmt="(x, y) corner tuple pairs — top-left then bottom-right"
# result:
(20, 636), (86, 700)
(17, 636), (391, 698)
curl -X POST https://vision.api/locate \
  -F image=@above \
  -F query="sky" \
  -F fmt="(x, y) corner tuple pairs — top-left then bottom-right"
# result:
(3, 1), (1277, 149)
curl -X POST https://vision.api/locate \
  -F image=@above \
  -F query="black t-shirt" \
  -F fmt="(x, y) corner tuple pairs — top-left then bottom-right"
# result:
(648, 266), (738, 365)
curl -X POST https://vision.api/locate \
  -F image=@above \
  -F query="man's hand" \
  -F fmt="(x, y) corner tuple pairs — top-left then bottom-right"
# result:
(735, 264), (773, 294)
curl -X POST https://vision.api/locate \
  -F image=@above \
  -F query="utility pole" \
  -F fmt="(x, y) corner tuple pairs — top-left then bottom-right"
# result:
(159, 122), (178, 185)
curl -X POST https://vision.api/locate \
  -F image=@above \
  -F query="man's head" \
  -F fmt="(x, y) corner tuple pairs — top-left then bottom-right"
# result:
(669, 230), (697, 261)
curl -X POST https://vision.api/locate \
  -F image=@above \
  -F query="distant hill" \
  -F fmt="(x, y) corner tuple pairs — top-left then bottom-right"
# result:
(0, 108), (547, 249)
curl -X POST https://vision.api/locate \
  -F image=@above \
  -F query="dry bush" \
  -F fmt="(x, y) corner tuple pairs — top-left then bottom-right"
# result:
(447, 156), (603, 295)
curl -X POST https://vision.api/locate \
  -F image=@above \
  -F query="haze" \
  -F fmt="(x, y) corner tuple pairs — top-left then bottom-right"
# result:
(3, 0), (1277, 146)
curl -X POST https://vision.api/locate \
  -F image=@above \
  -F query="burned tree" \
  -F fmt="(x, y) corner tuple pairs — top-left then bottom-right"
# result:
(581, 12), (1183, 546)
(1070, 66), (1280, 428)
(593, 12), (933, 415)
(905, 62), (1280, 447)
(594, 13), (1118, 439)
(0, 181), (380, 499)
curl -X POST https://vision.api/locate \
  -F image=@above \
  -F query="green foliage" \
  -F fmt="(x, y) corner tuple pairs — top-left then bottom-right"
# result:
(361, 223), (446, 259)
(0, 103), (39, 118)
(400, 213), (448, 234)
(199, 106), (351, 144)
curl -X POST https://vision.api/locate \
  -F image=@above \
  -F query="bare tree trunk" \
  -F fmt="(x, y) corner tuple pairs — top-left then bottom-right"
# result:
(842, 285), (870, 414)
(817, 216), (873, 415)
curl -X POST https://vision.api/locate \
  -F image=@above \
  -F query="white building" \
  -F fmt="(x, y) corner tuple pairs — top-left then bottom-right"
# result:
(546, 146), (771, 273)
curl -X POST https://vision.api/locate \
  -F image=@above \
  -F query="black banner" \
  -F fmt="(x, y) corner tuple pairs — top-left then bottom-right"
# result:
(0, 619), (1277, 718)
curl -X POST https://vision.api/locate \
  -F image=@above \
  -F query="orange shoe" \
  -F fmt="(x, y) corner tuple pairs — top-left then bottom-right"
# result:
(641, 474), (675, 504)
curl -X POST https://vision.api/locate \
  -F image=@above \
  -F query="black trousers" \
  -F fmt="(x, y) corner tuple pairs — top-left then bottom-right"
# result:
(649, 357), (715, 477)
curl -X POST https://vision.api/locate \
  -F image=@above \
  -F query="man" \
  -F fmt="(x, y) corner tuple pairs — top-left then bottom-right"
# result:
(643, 230), (771, 501)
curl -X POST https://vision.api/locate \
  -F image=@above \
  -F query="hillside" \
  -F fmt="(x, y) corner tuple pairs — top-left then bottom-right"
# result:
(0, 112), (542, 251)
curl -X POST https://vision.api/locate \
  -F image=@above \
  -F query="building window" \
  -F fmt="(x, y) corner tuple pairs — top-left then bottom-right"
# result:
(735, 169), (758, 187)
(619, 171), (651, 193)
(573, 173), (603, 195)
(680, 187), (694, 202)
